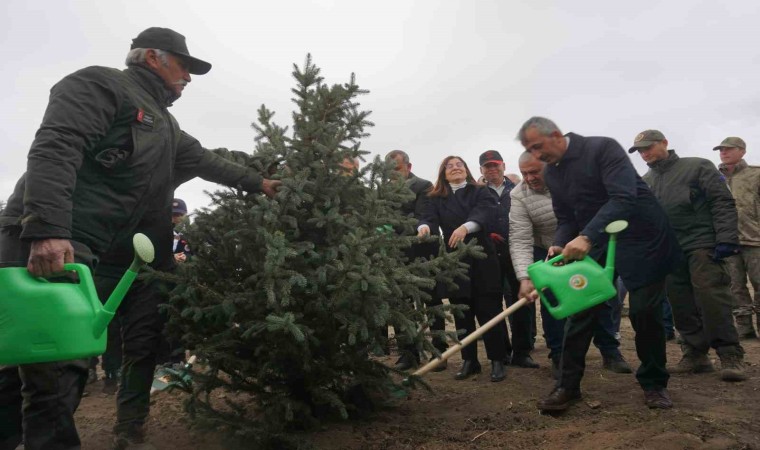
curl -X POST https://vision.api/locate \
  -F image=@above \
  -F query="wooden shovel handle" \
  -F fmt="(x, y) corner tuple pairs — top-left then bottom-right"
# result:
(410, 294), (532, 378)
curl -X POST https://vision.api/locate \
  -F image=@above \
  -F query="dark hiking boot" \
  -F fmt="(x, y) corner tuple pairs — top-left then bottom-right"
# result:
(537, 387), (581, 412)
(719, 354), (747, 382)
(644, 388), (673, 409)
(603, 355), (633, 374)
(668, 353), (715, 374)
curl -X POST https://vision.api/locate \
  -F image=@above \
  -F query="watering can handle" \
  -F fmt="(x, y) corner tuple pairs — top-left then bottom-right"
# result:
(545, 254), (566, 266)
(61, 263), (100, 313)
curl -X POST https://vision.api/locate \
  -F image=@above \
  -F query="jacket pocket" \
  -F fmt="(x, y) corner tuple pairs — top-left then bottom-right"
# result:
(94, 147), (131, 169)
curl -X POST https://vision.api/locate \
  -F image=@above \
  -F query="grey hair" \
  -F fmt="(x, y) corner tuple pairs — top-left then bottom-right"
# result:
(518, 151), (541, 165)
(517, 116), (562, 144)
(385, 149), (410, 164)
(125, 48), (170, 67)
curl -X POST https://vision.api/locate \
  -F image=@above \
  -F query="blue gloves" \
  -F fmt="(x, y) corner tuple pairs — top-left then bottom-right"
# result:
(713, 243), (740, 261)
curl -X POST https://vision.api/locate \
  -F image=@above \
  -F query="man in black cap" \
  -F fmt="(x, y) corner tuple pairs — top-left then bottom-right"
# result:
(479, 149), (538, 370)
(0, 27), (279, 450)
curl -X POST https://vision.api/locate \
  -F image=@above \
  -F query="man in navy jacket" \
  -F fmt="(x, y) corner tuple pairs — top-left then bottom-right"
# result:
(518, 117), (681, 411)
(479, 150), (538, 369)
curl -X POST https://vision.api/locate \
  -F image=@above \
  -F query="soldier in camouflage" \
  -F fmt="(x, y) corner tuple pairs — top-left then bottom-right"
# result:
(715, 137), (760, 339)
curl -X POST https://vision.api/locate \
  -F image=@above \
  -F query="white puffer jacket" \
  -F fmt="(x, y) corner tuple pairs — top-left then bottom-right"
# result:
(508, 181), (557, 280)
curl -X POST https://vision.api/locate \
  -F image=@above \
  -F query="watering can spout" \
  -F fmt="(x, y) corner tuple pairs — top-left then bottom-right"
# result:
(92, 233), (155, 338)
(603, 220), (628, 284)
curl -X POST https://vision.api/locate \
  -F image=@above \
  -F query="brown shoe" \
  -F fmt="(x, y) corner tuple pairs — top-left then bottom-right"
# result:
(719, 354), (747, 382)
(537, 387), (581, 412)
(668, 353), (714, 374)
(644, 388), (673, 409)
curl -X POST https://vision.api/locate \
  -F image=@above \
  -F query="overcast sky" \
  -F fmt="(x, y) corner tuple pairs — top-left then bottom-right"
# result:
(2, 0), (759, 214)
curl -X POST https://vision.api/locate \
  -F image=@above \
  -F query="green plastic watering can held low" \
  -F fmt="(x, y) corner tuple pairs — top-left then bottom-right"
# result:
(0, 233), (155, 365)
(526, 220), (628, 320)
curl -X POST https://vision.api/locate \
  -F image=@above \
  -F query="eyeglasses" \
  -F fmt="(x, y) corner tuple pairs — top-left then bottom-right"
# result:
(445, 162), (465, 170)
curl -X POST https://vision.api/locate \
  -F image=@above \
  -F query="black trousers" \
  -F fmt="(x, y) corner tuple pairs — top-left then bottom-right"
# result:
(94, 272), (169, 436)
(452, 290), (507, 362)
(559, 279), (669, 392)
(496, 243), (534, 358)
(0, 227), (95, 450)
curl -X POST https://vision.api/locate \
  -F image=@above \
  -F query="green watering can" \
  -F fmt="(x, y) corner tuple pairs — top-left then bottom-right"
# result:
(0, 233), (154, 365)
(527, 220), (628, 320)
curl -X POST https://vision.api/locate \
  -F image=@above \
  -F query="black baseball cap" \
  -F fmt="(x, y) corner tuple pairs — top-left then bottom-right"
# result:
(131, 27), (212, 75)
(479, 150), (504, 166)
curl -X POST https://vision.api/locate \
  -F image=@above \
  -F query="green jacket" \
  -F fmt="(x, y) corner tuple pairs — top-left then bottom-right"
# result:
(1, 65), (262, 268)
(719, 159), (760, 247)
(642, 150), (738, 252)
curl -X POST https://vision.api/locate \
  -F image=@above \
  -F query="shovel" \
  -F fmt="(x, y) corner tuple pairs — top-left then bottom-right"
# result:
(402, 296), (529, 385)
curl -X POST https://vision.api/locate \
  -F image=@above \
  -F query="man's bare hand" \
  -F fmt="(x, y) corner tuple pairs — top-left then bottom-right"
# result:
(448, 225), (468, 248)
(561, 235), (592, 262)
(27, 238), (75, 277)
(518, 279), (539, 303)
(174, 253), (187, 263)
(417, 225), (431, 238)
(261, 178), (281, 198)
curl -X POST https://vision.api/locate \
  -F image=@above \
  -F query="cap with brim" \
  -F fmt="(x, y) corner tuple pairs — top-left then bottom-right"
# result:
(713, 136), (746, 151)
(131, 27), (211, 75)
(628, 129), (666, 153)
(479, 150), (504, 166)
(172, 198), (188, 214)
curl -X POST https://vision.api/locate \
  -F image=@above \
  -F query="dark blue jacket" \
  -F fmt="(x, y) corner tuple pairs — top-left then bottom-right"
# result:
(419, 184), (502, 297)
(545, 133), (682, 290)
(485, 177), (517, 239)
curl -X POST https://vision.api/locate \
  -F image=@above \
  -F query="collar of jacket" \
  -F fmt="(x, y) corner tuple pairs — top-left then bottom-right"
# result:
(648, 149), (679, 173)
(520, 179), (549, 196)
(125, 65), (177, 107)
(558, 132), (584, 164)
(486, 176), (515, 191)
(719, 158), (747, 175)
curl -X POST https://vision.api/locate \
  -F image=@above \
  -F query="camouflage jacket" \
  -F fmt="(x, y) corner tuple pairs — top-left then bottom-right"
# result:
(720, 159), (760, 246)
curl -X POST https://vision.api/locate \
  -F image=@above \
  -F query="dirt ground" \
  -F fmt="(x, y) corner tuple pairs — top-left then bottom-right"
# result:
(76, 314), (760, 450)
